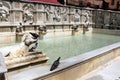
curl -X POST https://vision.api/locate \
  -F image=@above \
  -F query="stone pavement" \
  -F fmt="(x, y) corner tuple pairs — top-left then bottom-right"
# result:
(79, 56), (120, 80)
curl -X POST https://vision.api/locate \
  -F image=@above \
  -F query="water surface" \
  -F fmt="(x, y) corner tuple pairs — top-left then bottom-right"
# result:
(38, 33), (120, 64)
(0, 33), (120, 64)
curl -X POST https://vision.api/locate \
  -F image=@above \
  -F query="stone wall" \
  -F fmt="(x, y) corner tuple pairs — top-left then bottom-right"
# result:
(0, 0), (93, 32)
(0, 0), (120, 32)
(92, 9), (120, 29)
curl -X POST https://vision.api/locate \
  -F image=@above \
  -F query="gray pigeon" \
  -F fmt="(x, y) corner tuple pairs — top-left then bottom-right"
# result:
(29, 43), (38, 52)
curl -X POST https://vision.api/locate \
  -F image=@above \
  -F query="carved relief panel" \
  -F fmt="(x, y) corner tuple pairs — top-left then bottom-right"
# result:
(22, 3), (35, 24)
(69, 7), (75, 23)
(53, 6), (62, 22)
(62, 7), (69, 23)
(74, 9), (81, 23)
(96, 10), (104, 26)
(44, 5), (53, 23)
(81, 10), (91, 24)
(0, 1), (10, 22)
(110, 12), (117, 26)
(45, 5), (62, 23)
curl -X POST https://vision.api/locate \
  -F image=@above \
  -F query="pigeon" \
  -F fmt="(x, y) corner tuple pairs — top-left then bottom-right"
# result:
(50, 57), (61, 71)
(29, 43), (38, 52)
(30, 32), (39, 39)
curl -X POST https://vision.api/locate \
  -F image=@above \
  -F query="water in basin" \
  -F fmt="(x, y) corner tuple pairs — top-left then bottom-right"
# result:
(0, 32), (120, 64)
(38, 33), (120, 64)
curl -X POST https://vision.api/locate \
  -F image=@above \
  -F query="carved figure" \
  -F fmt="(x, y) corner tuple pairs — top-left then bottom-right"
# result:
(0, 32), (39, 57)
(23, 4), (34, 24)
(0, 2), (9, 21)
(74, 9), (81, 22)
(53, 7), (61, 22)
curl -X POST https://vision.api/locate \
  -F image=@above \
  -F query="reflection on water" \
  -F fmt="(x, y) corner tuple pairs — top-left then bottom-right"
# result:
(0, 32), (120, 64)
